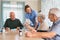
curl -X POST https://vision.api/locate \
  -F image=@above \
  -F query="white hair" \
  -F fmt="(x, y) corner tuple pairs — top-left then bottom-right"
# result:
(38, 14), (45, 20)
(49, 8), (60, 17)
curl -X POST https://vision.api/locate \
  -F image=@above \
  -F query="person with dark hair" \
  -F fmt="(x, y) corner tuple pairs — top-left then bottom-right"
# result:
(24, 5), (39, 32)
(25, 5), (30, 12)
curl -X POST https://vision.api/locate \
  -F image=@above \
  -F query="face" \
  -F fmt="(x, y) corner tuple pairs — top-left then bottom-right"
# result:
(38, 16), (43, 23)
(48, 14), (55, 22)
(10, 12), (15, 20)
(26, 7), (32, 13)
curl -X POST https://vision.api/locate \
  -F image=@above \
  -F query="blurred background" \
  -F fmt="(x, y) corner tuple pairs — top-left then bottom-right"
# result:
(0, 0), (60, 28)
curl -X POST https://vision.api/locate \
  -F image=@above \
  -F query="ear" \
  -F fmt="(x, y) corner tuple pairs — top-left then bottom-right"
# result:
(53, 14), (57, 21)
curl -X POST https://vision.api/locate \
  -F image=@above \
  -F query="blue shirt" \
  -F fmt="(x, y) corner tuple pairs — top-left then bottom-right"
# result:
(25, 10), (37, 27)
(49, 18), (60, 40)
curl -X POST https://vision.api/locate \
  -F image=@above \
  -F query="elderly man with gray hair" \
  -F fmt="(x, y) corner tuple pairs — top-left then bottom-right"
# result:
(25, 8), (60, 40)
(4, 12), (23, 31)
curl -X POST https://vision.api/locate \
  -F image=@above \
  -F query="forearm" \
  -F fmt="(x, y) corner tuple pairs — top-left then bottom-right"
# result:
(24, 23), (36, 32)
(34, 22), (38, 30)
(30, 32), (42, 38)
(26, 24), (36, 31)
(35, 17), (38, 30)
(31, 32), (56, 38)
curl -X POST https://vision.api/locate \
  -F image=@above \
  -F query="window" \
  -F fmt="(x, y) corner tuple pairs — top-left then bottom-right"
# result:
(2, 1), (25, 24)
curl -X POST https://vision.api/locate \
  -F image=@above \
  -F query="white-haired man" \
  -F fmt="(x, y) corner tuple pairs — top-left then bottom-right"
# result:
(4, 12), (23, 31)
(25, 8), (60, 40)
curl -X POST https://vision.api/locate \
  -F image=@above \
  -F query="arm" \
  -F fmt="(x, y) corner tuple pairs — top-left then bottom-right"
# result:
(26, 32), (56, 38)
(4, 19), (10, 31)
(34, 11), (38, 30)
(24, 20), (36, 32)
(4, 19), (8, 29)
(18, 20), (24, 29)
(33, 32), (56, 38)
(25, 14), (36, 32)
(34, 17), (38, 30)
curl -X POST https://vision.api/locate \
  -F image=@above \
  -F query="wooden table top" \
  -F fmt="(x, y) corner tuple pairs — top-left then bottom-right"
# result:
(0, 30), (44, 40)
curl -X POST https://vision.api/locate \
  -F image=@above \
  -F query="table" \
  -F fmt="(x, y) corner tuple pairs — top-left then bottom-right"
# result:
(0, 30), (44, 40)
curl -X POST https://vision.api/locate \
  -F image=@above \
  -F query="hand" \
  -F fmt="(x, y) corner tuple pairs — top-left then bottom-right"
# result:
(5, 27), (10, 32)
(25, 32), (32, 37)
(31, 29), (36, 32)
(16, 27), (20, 30)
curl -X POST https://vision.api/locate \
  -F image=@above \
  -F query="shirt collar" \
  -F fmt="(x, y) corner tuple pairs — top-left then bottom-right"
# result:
(54, 18), (60, 24)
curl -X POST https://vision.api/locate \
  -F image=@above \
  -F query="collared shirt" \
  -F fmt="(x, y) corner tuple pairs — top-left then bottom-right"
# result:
(25, 10), (38, 27)
(37, 21), (49, 31)
(4, 18), (23, 29)
(49, 18), (60, 40)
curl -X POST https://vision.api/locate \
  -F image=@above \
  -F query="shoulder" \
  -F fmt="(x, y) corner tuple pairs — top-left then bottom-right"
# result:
(6, 18), (11, 21)
(15, 18), (21, 22)
(32, 10), (36, 12)
(15, 18), (20, 20)
(32, 10), (38, 15)
(5, 18), (11, 22)
(32, 10), (36, 13)
(32, 9), (34, 11)
(55, 18), (60, 25)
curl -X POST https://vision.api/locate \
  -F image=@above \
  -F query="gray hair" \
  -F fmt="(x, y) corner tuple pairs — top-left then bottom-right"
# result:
(49, 8), (60, 17)
(38, 14), (45, 20)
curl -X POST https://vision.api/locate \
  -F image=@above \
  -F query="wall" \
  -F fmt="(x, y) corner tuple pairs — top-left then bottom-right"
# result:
(2, 0), (41, 11)
(38, 0), (41, 11)
(25, 0), (41, 11)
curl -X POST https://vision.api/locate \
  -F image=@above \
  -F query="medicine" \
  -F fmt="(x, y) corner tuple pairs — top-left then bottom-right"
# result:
(19, 30), (22, 36)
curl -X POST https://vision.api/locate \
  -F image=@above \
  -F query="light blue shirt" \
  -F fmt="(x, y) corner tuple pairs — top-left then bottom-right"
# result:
(49, 18), (60, 40)
(25, 10), (38, 27)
